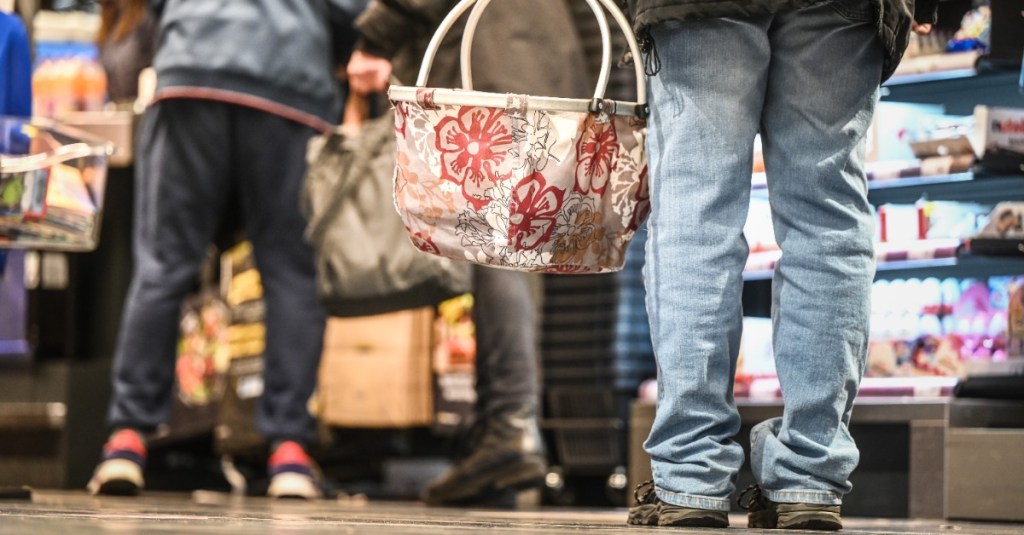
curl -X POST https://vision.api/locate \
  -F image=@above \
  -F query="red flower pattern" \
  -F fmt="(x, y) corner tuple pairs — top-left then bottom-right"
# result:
(628, 166), (651, 231)
(574, 117), (619, 195)
(409, 229), (441, 255)
(435, 107), (513, 210)
(509, 173), (565, 251)
(394, 102), (408, 136)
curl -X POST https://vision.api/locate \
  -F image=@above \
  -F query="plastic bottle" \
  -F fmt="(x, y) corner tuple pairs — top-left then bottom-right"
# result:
(31, 59), (56, 117)
(51, 58), (78, 118)
(76, 59), (108, 111)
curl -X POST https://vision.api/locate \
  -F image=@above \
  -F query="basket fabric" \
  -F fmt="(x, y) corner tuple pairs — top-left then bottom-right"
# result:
(393, 97), (648, 273)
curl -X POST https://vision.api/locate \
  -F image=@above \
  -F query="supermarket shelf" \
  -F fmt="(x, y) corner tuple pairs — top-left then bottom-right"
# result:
(880, 69), (1023, 115)
(736, 396), (950, 425)
(630, 387), (950, 424)
(744, 253), (1024, 282)
(873, 253), (1024, 280)
(884, 68), (978, 87)
(754, 172), (1024, 205)
(867, 173), (1024, 205)
(0, 402), (66, 431)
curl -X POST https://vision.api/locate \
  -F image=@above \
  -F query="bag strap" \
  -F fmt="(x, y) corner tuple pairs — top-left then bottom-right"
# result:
(306, 104), (394, 248)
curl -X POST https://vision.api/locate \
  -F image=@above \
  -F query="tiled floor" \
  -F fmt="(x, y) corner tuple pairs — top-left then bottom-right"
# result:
(0, 491), (1022, 534)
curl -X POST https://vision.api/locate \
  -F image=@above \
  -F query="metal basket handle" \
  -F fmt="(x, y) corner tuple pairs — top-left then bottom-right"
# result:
(415, 0), (647, 108)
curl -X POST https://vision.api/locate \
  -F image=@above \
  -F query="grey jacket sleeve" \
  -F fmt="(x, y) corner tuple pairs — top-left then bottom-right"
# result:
(355, 0), (457, 59)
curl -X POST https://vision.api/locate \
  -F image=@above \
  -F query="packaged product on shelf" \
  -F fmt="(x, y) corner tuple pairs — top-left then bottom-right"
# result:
(734, 316), (775, 396)
(877, 200), (987, 244)
(1009, 278), (1024, 357)
(948, 5), (990, 53)
(979, 202), (1024, 238)
(432, 294), (476, 434)
(865, 105), (979, 181)
(31, 11), (105, 117)
(866, 102), (944, 164)
(215, 242), (268, 454)
(964, 202), (1024, 256)
(866, 275), (1017, 378)
(973, 106), (1024, 173)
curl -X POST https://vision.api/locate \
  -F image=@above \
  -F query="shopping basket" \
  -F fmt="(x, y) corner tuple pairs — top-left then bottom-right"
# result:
(0, 116), (113, 252)
(389, 0), (649, 273)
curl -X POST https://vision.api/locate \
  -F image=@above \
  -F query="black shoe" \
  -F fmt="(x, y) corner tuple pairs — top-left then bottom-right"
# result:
(738, 485), (843, 531)
(626, 480), (729, 528)
(626, 480), (660, 526)
(421, 411), (547, 506)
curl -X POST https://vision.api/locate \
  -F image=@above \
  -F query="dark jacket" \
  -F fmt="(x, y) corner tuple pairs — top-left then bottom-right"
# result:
(626, 0), (941, 82)
(147, 0), (368, 129)
(356, 0), (590, 98)
(100, 14), (157, 103)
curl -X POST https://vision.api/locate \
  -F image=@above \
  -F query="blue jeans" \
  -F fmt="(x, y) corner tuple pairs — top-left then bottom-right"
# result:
(643, 0), (882, 510)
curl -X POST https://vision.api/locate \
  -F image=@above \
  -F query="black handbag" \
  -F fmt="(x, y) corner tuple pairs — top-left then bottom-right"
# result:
(302, 102), (471, 317)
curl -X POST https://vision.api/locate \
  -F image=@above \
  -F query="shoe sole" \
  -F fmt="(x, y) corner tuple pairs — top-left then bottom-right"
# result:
(88, 459), (144, 496)
(96, 480), (141, 496)
(626, 503), (659, 526)
(779, 518), (843, 531)
(424, 456), (546, 505)
(777, 508), (842, 531)
(268, 472), (321, 500)
(661, 517), (729, 528)
(659, 509), (730, 529)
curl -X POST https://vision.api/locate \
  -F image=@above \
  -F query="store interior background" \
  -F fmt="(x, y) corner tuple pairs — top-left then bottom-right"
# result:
(1, 0), (1023, 524)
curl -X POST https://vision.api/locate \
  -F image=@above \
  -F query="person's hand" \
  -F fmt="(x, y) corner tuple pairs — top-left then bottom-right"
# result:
(347, 50), (393, 95)
(912, 21), (933, 35)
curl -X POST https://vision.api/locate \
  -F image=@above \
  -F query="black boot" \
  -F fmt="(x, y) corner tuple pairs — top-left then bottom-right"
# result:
(422, 411), (547, 506)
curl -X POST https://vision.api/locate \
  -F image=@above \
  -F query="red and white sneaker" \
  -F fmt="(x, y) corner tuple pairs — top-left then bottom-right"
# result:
(267, 440), (322, 499)
(87, 429), (147, 496)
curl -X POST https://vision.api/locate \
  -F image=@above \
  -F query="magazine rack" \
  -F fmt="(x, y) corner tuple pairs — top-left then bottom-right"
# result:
(0, 116), (113, 252)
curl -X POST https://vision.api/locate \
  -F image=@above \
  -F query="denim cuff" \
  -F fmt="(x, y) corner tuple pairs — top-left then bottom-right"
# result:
(655, 486), (732, 512)
(762, 487), (843, 506)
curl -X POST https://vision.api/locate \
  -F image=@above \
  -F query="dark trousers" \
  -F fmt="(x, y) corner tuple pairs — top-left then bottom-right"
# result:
(472, 267), (539, 419)
(108, 99), (326, 446)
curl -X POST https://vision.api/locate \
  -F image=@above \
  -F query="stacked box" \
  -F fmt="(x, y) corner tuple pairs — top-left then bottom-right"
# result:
(318, 308), (435, 428)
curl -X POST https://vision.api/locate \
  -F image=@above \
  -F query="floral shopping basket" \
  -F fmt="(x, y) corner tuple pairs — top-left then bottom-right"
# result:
(389, 0), (649, 274)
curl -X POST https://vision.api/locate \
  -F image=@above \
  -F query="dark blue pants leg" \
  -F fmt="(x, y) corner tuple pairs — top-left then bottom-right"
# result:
(232, 106), (325, 446)
(109, 100), (325, 446)
(108, 100), (234, 433)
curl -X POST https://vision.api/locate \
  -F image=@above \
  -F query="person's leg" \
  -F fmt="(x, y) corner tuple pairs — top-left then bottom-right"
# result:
(94, 99), (233, 495)
(751, 0), (882, 510)
(642, 16), (770, 514)
(422, 266), (544, 506)
(471, 266), (539, 420)
(108, 99), (233, 434)
(232, 106), (326, 449)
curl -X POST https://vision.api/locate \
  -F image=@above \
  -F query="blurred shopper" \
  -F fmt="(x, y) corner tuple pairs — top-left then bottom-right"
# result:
(88, 0), (367, 499)
(627, 0), (939, 530)
(97, 0), (155, 105)
(1, 7), (31, 116)
(347, 0), (589, 507)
